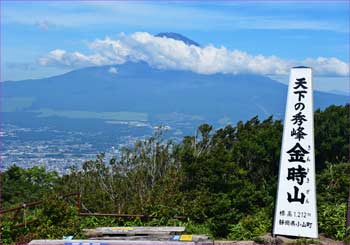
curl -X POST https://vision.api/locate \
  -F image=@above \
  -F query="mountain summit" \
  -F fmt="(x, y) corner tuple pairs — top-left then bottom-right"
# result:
(156, 32), (200, 47)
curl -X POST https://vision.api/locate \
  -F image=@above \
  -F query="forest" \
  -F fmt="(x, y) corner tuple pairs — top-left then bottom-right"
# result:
(1, 104), (350, 244)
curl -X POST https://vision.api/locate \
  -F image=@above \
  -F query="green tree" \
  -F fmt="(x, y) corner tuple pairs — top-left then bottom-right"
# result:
(314, 104), (350, 170)
(2, 165), (59, 208)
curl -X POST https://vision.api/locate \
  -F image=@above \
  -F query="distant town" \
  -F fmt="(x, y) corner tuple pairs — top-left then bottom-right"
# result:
(0, 123), (157, 174)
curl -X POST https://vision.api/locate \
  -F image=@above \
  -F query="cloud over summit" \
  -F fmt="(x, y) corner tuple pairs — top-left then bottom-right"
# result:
(39, 32), (349, 77)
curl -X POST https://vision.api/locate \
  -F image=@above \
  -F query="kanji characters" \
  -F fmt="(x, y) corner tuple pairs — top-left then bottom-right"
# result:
(287, 186), (306, 204)
(291, 112), (307, 126)
(287, 143), (309, 163)
(287, 165), (307, 185)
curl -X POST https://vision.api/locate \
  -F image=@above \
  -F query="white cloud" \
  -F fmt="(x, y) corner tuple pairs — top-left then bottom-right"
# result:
(108, 67), (118, 74)
(39, 32), (349, 77)
(35, 20), (55, 31)
(304, 57), (349, 76)
(38, 49), (107, 67)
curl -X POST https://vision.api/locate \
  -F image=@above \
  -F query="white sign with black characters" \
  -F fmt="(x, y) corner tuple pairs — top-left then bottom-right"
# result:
(273, 67), (318, 238)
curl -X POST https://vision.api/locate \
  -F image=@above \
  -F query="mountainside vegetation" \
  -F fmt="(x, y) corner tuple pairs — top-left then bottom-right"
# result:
(3, 62), (348, 128)
(1, 104), (350, 244)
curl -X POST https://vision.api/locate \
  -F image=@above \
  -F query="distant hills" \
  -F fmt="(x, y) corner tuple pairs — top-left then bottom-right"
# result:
(2, 61), (347, 132)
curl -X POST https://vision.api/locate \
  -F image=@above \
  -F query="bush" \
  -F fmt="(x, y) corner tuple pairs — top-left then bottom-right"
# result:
(318, 203), (347, 240)
(1, 220), (15, 245)
(33, 195), (82, 239)
(228, 207), (272, 240)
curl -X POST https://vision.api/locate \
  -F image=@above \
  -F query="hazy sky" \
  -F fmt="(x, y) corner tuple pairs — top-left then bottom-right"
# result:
(1, 1), (349, 92)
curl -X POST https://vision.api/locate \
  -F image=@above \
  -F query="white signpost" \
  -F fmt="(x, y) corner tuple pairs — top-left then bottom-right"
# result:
(273, 67), (318, 238)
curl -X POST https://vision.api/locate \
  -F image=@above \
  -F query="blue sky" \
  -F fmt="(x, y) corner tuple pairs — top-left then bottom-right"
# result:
(1, 1), (349, 92)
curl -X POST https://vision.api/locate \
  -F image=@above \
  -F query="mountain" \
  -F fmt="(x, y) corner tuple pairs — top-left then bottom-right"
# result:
(2, 61), (347, 132)
(328, 89), (348, 96)
(156, 32), (200, 46)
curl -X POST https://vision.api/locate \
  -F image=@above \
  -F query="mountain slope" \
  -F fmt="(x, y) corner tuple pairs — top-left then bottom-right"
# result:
(2, 61), (347, 130)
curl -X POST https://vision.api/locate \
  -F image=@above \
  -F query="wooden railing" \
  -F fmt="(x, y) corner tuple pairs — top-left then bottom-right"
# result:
(0, 192), (185, 228)
(0, 192), (81, 228)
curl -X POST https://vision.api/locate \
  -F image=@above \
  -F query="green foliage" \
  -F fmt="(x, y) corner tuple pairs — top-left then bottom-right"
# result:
(318, 203), (347, 240)
(228, 207), (272, 240)
(184, 219), (211, 236)
(2, 165), (59, 208)
(177, 118), (282, 238)
(1, 220), (15, 245)
(316, 162), (350, 240)
(33, 194), (82, 239)
(317, 162), (350, 205)
(314, 104), (350, 170)
(232, 116), (283, 182)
